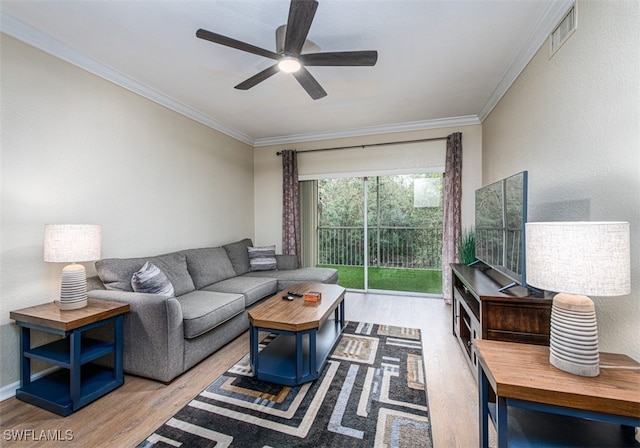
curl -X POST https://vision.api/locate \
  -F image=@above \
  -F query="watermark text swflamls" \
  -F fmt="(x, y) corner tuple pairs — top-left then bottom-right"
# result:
(3, 429), (74, 442)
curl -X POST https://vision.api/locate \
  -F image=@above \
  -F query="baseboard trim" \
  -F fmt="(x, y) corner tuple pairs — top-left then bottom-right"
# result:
(0, 366), (59, 403)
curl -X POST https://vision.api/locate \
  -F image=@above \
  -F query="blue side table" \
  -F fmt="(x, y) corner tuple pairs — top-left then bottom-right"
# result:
(475, 339), (640, 447)
(10, 299), (130, 416)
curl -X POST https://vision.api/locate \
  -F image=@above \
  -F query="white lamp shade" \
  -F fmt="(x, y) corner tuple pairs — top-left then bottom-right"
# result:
(44, 224), (102, 263)
(525, 221), (630, 296)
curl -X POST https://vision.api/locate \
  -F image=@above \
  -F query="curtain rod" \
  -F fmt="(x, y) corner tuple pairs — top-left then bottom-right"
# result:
(275, 136), (448, 156)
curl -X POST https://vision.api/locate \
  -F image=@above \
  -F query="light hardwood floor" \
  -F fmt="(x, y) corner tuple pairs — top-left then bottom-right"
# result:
(0, 293), (481, 447)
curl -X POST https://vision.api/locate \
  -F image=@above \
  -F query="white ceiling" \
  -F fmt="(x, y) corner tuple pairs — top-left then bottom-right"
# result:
(1, 0), (572, 146)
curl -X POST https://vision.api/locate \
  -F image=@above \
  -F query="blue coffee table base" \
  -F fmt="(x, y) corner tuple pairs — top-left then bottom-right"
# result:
(250, 299), (345, 386)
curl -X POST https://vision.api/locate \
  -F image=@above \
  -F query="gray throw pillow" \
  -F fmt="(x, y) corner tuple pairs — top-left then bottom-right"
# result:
(131, 261), (175, 297)
(247, 245), (277, 271)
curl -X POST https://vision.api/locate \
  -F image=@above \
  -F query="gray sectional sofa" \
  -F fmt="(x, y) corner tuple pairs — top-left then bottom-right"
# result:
(86, 238), (338, 382)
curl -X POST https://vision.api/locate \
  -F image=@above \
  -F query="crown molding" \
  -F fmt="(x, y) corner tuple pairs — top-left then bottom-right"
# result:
(3, 1), (572, 148)
(478, 0), (574, 122)
(0, 12), (255, 146)
(253, 115), (481, 147)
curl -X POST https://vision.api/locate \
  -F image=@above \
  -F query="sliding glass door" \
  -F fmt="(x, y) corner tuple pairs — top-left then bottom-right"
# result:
(366, 174), (443, 293)
(316, 177), (366, 289)
(312, 173), (443, 294)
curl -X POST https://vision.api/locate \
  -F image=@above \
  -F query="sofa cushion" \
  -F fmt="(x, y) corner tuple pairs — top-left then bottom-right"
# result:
(131, 261), (175, 297)
(223, 238), (253, 275)
(203, 276), (278, 307)
(182, 247), (236, 289)
(244, 267), (339, 291)
(96, 257), (146, 292)
(175, 291), (244, 339)
(275, 254), (299, 270)
(96, 252), (195, 296)
(151, 253), (195, 296)
(247, 245), (277, 271)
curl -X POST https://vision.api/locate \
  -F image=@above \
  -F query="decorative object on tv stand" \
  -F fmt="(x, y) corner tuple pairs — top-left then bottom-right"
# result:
(525, 221), (630, 377)
(44, 224), (102, 310)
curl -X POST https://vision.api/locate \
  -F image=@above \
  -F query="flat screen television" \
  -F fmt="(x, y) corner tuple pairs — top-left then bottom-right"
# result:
(474, 171), (528, 290)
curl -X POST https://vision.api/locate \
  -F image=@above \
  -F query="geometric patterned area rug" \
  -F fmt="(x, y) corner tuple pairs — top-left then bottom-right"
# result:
(138, 321), (432, 447)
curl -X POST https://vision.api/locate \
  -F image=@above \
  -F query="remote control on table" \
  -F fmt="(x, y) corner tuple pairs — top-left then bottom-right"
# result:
(282, 295), (294, 301)
(287, 291), (303, 297)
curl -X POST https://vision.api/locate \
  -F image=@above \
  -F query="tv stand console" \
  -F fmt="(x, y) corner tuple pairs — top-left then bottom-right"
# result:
(451, 263), (552, 379)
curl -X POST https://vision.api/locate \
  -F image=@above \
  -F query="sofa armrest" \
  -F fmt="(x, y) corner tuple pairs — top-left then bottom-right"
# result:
(89, 289), (184, 383)
(275, 254), (299, 270)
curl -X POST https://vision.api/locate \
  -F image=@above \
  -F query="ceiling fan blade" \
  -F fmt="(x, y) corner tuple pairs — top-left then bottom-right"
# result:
(300, 51), (378, 66)
(234, 64), (280, 90)
(292, 67), (327, 100)
(284, 0), (318, 56)
(196, 29), (280, 61)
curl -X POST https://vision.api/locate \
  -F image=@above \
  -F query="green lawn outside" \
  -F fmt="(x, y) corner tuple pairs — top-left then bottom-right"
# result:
(318, 265), (442, 294)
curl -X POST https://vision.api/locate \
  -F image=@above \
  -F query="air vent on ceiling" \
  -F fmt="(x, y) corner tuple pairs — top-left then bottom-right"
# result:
(550, 4), (577, 57)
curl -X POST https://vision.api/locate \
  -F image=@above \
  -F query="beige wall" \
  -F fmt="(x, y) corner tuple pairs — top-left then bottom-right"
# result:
(483, 0), (640, 360)
(254, 125), (483, 251)
(0, 34), (255, 391)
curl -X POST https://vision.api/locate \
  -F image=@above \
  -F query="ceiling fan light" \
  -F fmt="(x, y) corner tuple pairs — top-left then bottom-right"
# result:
(278, 57), (301, 73)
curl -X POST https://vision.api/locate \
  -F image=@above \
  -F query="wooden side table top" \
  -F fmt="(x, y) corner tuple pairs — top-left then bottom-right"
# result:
(248, 282), (345, 332)
(475, 339), (640, 419)
(10, 298), (130, 332)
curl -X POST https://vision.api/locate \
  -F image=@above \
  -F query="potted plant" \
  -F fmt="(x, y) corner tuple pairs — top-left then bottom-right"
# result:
(457, 228), (476, 265)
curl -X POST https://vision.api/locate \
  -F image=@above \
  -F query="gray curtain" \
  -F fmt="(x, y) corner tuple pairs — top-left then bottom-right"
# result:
(442, 133), (463, 304)
(282, 150), (301, 266)
(299, 180), (318, 268)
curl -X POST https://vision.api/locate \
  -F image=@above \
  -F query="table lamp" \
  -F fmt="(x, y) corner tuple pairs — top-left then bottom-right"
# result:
(44, 224), (102, 310)
(525, 221), (630, 377)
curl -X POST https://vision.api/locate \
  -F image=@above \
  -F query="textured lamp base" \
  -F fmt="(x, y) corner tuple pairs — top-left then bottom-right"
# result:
(549, 293), (599, 377)
(58, 264), (88, 310)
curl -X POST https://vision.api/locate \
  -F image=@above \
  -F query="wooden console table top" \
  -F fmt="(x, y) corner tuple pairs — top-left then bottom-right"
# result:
(475, 339), (640, 418)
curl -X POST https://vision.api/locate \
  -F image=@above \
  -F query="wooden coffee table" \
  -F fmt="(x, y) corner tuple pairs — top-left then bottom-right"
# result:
(248, 282), (346, 386)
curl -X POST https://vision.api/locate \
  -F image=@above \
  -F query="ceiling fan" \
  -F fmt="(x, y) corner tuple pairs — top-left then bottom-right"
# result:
(196, 0), (378, 100)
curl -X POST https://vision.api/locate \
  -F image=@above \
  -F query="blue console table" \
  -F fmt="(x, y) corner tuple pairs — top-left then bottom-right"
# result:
(10, 299), (130, 416)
